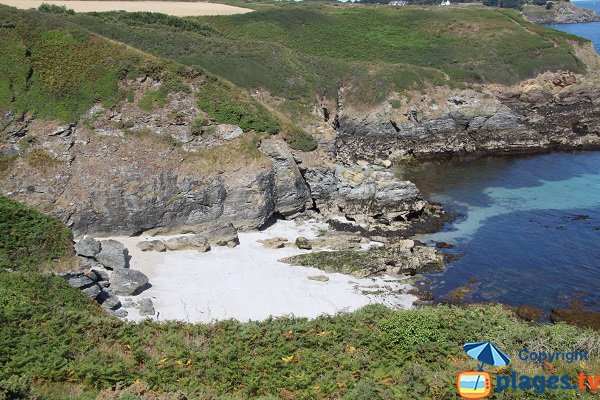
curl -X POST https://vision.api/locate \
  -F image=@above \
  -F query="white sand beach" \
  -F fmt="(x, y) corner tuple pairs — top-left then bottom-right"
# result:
(0, 0), (253, 16)
(111, 220), (417, 323)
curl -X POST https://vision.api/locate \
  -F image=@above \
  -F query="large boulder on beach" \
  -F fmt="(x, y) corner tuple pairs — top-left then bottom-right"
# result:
(81, 283), (102, 300)
(110, 269), (149, 296)
(197, 222), (240, 247)
(258, 237), (288, 249)
(164, 236), (211, 252)
(96, 240), (129, 269)
(137, 240), (167, 252)
(97, 288), (122, 310)
(74, 237), (101, 258)
(137, 298), (155, 316)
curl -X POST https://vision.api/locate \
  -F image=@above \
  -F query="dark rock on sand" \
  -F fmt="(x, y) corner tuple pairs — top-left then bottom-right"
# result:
(110, 269), (150, 296)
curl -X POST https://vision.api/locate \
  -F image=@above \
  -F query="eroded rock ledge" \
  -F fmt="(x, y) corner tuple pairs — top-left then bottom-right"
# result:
(335, 68), (600, 163)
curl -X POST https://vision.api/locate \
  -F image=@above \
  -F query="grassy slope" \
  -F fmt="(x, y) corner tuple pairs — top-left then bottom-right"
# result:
(66, 5), (588, 116)
(0, 5), (280, 133)
(1, 199), (600, 399)
(0, 195), (74, 272)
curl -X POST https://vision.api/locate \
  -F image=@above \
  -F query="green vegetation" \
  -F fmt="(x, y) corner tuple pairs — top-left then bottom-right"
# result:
(138, 74), (190, 111)
(0, 195), (73, 272)
(196, 77), (279, 133)
(0, 6), (143, 121)
(66, 5), (588, 122)
(1, 270), (600, 399)
(38, 3), (75, 15)
(285, 127), (318, 152)
(0, 6), (283, 138)
(483, 0), (525, 10)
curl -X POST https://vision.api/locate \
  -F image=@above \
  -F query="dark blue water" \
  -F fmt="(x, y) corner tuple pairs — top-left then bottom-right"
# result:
(548, 1), (600, 52)
(410, 152), (600, 312)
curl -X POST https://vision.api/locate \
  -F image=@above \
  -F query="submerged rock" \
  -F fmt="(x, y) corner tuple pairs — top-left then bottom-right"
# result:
(550, 308), (600, 330)
(516, 304), (544, 322)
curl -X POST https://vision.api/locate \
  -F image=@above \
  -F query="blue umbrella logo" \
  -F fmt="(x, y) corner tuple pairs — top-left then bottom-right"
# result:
(464, 341), (511, 371)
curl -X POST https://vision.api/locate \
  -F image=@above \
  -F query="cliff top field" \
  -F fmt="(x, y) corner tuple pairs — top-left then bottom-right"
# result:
(0, 0), (254, 16)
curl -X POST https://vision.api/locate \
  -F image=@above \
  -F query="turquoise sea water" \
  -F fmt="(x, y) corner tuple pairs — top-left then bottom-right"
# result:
(549, 1), (600, 52)
(412, 15), (600, 313)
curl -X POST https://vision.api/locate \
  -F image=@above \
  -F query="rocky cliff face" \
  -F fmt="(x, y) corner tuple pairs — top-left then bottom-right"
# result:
(334, 64), (600, 164)
(1, 78), (429, 237)
(524, 2), (600, 24)
(3, 47), (598, 239)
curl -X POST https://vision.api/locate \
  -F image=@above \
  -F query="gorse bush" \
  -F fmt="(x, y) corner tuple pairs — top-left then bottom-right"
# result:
(88, 11), (216, 35)
(284, 128), (318, 152)
(38, 3), (75, 15)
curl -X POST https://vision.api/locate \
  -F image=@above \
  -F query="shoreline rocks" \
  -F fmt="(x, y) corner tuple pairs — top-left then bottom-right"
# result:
(63, 238), (151, 318)
(523, 2), (600, 24)
(281, 240), (445, 278)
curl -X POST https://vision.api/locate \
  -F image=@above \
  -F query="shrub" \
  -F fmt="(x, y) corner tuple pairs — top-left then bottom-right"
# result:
(25, 149), (61, 168)
(380, 309), (447, 347)
(285, 129), (318, 152)
(190, 116), (209, 136)
(483, 0), (525, 9)
(38, 3), (75, 15)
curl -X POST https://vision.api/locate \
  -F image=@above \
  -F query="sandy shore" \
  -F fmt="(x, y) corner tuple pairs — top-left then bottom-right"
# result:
(111, 220), (417, 323)
(0, 0), (253, 16)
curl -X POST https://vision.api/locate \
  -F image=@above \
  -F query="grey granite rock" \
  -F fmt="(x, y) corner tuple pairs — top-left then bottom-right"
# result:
(165, 235), (210, 252)
(96, 240), (129, 270)
(81, 283), (102, 300)
(67, 275), (95, 289)
(98, 288), (121, 310)
(110, 269), (149, 296)
(137, 298), (155, 316)
(260, 137), (312, 218)
(74, 237), (101, 258)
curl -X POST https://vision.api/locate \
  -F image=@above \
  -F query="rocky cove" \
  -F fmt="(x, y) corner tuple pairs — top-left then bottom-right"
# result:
(1, 37), (600, 322)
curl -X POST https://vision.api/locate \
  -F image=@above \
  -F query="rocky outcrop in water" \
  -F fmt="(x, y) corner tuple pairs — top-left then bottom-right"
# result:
(523, 2), (600, 24)
(334, 68), (600, 163)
